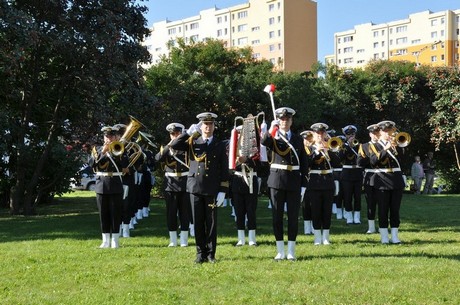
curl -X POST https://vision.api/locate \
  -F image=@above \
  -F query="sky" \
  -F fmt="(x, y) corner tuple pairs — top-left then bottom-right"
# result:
(140, 0), (460, 63)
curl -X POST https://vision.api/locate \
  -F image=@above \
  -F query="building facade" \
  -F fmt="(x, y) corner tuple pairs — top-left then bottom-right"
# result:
(326, 9), (460, 69)
(143, 0), (317, 72)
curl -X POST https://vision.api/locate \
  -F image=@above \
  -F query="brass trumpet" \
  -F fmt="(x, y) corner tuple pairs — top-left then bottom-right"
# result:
(394, 131), (411, 147)
(109, 141), (125, 156)
(327, 136), (343, 152)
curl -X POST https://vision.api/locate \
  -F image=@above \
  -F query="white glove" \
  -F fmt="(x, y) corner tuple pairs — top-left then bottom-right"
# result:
(300, 187), (306, 202)
(186, 122), (202, 136)
(216, 192), (226, 207)
(268, 119), (280, 134)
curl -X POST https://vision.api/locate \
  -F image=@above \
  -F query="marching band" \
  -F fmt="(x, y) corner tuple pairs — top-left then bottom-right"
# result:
(90, 87), (411, 261)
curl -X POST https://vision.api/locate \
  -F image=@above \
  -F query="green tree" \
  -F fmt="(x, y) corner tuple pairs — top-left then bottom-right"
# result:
(0, 0), (151, 214)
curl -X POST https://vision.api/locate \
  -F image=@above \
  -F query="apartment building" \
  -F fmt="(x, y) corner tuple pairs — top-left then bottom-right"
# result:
(143, 0), (317, 72)
(326, 9), (460, 69)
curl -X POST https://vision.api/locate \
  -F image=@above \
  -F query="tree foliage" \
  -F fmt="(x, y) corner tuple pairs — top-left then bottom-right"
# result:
(0, 0), (151, 214)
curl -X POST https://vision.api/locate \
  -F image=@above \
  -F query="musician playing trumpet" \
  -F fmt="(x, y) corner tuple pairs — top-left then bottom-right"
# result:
(89, 125), (129, 249)
(340, 125), (364, 225)
(308, 123), (335, 245)
(370, 120), (406, 244)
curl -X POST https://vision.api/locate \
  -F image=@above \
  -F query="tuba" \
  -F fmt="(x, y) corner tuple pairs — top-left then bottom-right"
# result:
(327, 137), (343, 152)
(118, 115), (146, 167)
(394, 131), (411, 148)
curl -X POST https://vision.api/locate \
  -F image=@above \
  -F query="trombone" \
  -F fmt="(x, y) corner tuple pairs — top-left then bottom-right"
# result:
(393, 131), (411, 148)
(327, 137), (343, 152)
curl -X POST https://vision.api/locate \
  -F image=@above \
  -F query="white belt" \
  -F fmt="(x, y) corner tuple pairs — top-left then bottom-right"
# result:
(234, 171), (257, 177)
(310, 169), (333, 174)
(270, 164), (300, 171)
(96, 172), (123, 177)
(342, 165), (362, 169)
(333, 168), (342, 172)
(366, 168), (401, 173)
(165, 171), (189, 177)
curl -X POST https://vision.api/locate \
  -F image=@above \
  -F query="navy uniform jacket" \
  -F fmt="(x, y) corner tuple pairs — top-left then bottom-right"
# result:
(170, 133), (229, 196)
(155, 144), (188, 192)
(340, 143), (364, 181)
(357, 142), (376, 187)
(89, 146), (129, 194)
(307, 145), (335, 191)
(261, 132), (308, 191)
(368, 142), (405, 190)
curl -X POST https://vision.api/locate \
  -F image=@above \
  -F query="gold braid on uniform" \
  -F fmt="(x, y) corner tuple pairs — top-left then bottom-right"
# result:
(304, 146), (311, 154)
(273, 138), (291, 156)
(188, 136), (207, 163)
(358, 144), (366, 158)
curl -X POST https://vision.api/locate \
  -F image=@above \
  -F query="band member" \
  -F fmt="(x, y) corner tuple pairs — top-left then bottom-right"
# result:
(170, 112), (229, 263)
(155, 123), (191, 247)
(357, 124), (380, 234)
(261, 107), (308, 261)
(299, 130), (314, 235)
(308, 123), (335, 245)
(232, 126), (261, 247)
(112, 124), (135, 237)
(89, 125), (129, 248)
(370, 120), (405, 244)
(326, 131), (344, 220)
(137, 133), (156, 219)
(340, 125), (364, 224)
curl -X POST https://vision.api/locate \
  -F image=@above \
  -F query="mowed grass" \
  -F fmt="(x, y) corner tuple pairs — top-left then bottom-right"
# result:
(0, 191), (459, 305)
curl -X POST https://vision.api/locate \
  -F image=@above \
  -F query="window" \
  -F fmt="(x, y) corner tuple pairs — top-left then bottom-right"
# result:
(431, 44), (438, 50)
(190, 35), (199, 42)
(357, 49), (365, 53)
(238, 24), (247, 32)
(224, 28), (228, 35)
(270, 58), (276, 64)
(431, 31), (437, 38)
(269, 44), (275, 52)
(269, 17), (275, 25)
(389, 39), (393, 45)
(411, 39), (421, 44)
(441, 18), (445, 24)
(251, 40), (260, 45)
(431, 56), (437, 62)
(357, 60), (365, 64)
(441, 30), (445, 37)
(217, 17), (222, 24)
(373, 31), (378, 37)
(269, 31), (275, 39)
(373, 42), (378, 48)
(237, 37), (248, 45)
(278, 3), (281, 9)
(381, 52), (385, 58)
(269, 4), (275, 11)
(373, 53), (379, 59)
(431, 19), (438, 26)
(278, 16), (281, 23)
(278, 43), (282, 50)
(338, 38), (341, 43)
(344, 58), (353, 63)
(396, 25), (407, 33)
(382, 41), (385, 47)
(396, 37), (407, 45)
(278, 30), (281, 37)
(217, 29), (222, 37)
(190, 22), (199, 30)
(253, 53), (261, 59)
(441, 54), (445, 60)
(344, 47), (353, 53)
(238, 11), (248, 19)
(381, 29), (385, 35)
(252, 26), (260, 32)
(344, 36), (353, 42)
(168, 28), (176, 35)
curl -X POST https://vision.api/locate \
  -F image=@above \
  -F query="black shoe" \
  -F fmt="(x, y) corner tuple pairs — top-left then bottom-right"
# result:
(194, 257), (205, 264)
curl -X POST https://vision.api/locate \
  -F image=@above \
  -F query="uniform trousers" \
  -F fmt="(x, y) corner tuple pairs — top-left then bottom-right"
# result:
(302, 192), (312, 221)
(270, 188), (300, 241)
(96, 193), (122, 233)
(309, 189), (334, 230)
(376, 188), (403, 228)
(233, 191), (258, 230)
(342, 180), (362, 212)
(122, 184), (135, 224)
(165, 191), (190, 232)
(364, 184), (377, 220)
(190, 193), (217, 260)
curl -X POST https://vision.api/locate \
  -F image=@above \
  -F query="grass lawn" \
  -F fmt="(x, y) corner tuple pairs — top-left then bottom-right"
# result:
(0, 191), (459, 305)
